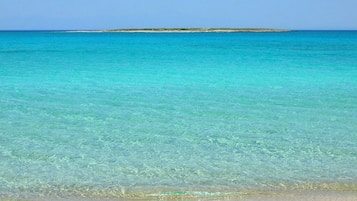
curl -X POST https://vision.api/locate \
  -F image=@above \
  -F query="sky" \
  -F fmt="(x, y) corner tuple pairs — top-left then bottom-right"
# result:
(0, 0), (356, 30)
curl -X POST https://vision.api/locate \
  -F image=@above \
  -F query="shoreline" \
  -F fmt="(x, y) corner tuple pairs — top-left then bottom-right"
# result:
(2, 184), (357, 201)
(1, 190), (357, 201)
(66, 28), (291, 33)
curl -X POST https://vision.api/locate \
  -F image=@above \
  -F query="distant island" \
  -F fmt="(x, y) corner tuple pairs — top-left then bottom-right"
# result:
(69, 28), (291, 33)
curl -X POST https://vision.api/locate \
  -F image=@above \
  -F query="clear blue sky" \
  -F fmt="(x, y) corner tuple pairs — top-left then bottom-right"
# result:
(1, 0), (356, 30)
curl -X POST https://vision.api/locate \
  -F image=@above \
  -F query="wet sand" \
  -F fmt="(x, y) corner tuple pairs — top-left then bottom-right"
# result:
(2, 191), (356, 201)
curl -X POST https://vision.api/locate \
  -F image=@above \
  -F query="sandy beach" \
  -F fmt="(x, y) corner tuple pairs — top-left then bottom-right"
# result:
(2, 190), (355, 201)
(238, 192), (357, 201)
(136, 191), (357, 201)
(13, 192), (357, 201)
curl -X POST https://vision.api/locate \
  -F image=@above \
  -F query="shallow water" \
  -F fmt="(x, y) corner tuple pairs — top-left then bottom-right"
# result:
(0, 31), (357, 200)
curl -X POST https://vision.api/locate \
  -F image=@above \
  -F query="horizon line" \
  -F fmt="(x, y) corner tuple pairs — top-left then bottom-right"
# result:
(1, 29), (357, 32)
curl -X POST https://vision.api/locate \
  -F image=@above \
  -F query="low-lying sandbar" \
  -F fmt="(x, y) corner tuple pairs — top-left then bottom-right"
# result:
(68, 28), (291, 33)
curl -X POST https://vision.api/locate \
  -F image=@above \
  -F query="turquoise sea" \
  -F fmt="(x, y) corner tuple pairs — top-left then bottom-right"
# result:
(0, 31), (357, 200)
